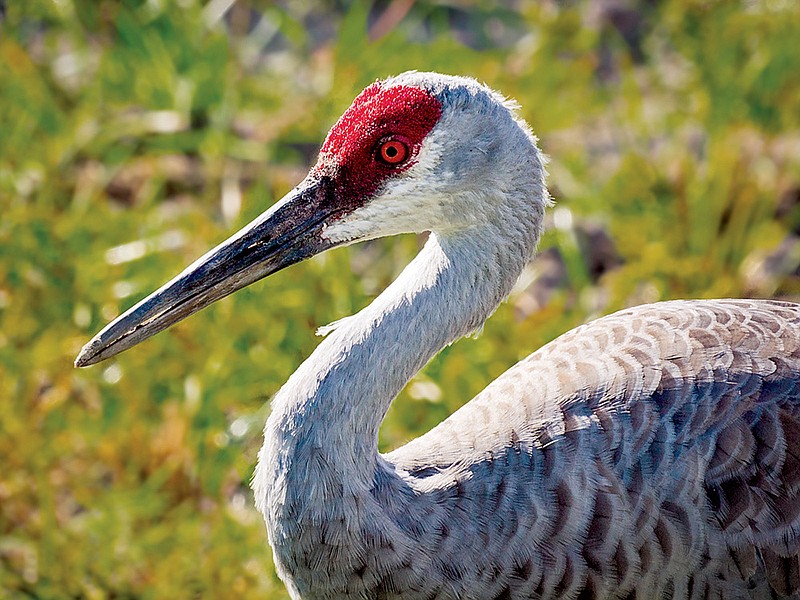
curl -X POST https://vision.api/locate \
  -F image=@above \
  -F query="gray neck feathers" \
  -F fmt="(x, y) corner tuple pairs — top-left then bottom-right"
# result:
(259, 210), (536, 473)
(252, 185), (543, 594)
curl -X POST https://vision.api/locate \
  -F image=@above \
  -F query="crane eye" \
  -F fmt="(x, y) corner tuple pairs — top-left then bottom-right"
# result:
(377, 139), (409, 165)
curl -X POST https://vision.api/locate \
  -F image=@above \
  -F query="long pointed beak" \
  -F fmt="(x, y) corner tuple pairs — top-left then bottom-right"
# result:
(76, 175), (340, 367)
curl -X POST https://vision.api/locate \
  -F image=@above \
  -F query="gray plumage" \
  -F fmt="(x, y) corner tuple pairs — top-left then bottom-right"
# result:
(77, 72), (800, 599)
(251, 74), (800, 599)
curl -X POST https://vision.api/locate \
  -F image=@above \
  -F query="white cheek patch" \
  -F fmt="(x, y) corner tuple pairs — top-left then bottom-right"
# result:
(321, 189), (443, 244)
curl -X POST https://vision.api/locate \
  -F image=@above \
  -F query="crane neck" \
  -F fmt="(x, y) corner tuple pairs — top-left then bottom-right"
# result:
(252, 197), (540, 593)
(254, 198), (541, 522)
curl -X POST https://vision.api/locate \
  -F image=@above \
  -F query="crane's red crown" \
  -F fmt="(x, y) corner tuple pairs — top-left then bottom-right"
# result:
(314, 82), (442, 209)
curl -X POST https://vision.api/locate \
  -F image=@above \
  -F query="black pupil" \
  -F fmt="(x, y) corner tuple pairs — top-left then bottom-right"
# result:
(385, 145), (398, 158)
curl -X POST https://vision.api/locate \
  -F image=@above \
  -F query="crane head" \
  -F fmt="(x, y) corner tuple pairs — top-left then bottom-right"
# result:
(75, 72), (546, 367)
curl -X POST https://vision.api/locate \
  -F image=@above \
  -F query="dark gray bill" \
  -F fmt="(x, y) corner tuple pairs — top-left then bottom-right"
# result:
(76, 175), (341, 367)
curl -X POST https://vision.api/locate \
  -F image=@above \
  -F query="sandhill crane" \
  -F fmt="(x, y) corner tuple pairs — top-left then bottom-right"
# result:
(77, 72), (800, 600)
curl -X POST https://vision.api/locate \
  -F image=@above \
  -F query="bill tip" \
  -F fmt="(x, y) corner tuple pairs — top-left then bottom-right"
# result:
(74, 341), (99, 368)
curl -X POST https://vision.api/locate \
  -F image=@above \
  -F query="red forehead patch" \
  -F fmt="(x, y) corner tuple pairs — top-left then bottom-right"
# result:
(313, 82), (442, 211)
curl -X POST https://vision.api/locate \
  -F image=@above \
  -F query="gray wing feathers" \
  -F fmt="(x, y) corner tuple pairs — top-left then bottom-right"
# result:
(387, 299), (800, 598)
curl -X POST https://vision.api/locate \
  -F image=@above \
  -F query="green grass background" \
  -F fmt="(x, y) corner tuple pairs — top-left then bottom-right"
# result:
(2, 0), (800, 597)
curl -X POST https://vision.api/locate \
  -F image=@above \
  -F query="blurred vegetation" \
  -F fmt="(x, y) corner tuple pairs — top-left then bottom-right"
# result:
(2, 0), (800, 597)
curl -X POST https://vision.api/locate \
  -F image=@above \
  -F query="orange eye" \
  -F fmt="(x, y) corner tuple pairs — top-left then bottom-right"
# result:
(378, 140), (409, 165)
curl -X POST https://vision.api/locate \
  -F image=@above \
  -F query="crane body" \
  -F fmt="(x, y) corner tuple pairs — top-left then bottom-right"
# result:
(77, 72), (800, 599)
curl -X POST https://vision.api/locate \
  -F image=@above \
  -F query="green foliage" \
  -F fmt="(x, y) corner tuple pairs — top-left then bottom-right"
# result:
(2, 0), (799, 597)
